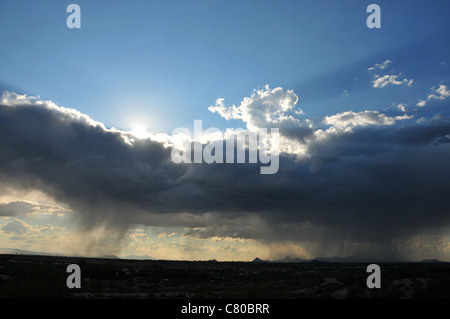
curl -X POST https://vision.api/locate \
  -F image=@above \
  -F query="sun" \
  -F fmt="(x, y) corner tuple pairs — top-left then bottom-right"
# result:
(130, 125), (151, 139)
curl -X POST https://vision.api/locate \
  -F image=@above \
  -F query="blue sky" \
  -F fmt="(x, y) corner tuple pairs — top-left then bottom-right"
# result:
(1, 1), (450, 261)
(1, 0), (449, 132)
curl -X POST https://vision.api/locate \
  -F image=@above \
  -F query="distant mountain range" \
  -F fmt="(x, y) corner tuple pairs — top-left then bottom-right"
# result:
(252, 256), (448, 263)
(251, 256), (382, 263)
(120, 254), (155, 260)
(0, 248), (154, 260)
(0, 248), (64, 256)
(0, 248), (446, 263)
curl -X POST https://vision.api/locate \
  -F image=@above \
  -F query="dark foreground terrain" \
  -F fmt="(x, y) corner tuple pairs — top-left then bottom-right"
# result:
(0, 254), (449, 299)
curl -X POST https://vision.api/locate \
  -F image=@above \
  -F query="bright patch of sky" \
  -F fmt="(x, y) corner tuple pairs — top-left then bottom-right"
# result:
(0, 0), (449, 133)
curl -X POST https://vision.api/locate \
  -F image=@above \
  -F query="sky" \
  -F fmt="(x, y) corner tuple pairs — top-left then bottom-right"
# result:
(0, 0), (449, 261)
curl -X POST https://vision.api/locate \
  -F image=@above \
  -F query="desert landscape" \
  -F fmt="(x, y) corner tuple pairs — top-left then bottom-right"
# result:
(1, 253), (449, 299)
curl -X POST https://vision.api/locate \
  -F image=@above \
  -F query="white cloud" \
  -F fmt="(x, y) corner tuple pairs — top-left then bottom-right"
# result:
(207, 85), (313, 159)
(368, 60), (393, 71)
(368, 60), (413, 89)
(397, 104), (407, 112)
(372, 74), (413, 88)
(395, 114), (414, 120)
(208, 85), (302, 131)
(411, 84), (450, 109)
(323, 110), (396, 129)
(416, 99), (427, 107)
(207, 98), (241, 121)
(413, 84), (450, 109)
(427, 84), (450, 101)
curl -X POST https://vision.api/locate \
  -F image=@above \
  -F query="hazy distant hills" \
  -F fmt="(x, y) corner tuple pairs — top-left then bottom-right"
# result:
(252, 257), (307, 263)
(253, 256), (448, 263)
(0, 248), (63, 256)
(419, 259), (444, 263)
(0, 248), (154, 260)
(120, 254), (155, 260)
(0, 248), (446, 263)
(252, 256), (381, 263)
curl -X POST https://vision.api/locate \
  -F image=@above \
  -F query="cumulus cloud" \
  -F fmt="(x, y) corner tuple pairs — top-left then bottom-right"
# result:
(1, 88), (450, 260)
(208, 85), (314, 159)
(208, 85), (305, 132)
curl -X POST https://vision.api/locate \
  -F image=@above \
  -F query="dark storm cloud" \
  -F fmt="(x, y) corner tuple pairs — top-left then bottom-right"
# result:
(1, 91), (450, 259)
